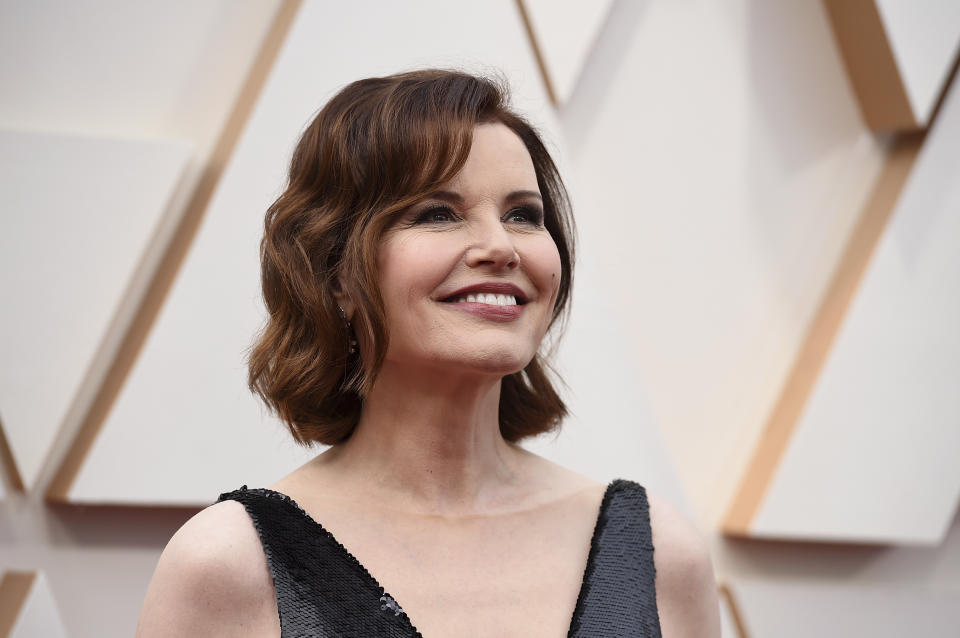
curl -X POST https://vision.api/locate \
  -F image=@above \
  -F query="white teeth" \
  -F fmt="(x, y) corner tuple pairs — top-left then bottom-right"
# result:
(452, 293), (518, 306)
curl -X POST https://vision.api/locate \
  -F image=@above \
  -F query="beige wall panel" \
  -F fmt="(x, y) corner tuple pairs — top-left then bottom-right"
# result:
(554, 0), (887, 526)
(517, 0), (615, 105)
(749, 73), (960, 544)
(67, 0), (679, 505)
(713, 508), (960, 611)
(0, 131), (191, 491)
(0, 0), (281, 164)
(875, 0), (960, 127)
(728, 579), (960, 637)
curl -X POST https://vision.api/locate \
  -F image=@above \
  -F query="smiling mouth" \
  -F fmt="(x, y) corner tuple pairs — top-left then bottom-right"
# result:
(440, 293), (527, 306)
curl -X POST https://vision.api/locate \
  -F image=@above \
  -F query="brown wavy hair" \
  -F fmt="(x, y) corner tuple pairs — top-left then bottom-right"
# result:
(248, 69), (575, 445)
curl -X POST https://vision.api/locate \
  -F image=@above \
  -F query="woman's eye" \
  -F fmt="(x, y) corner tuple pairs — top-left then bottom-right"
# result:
(415, 207), (456, 224)
(504, 207), (543, 225)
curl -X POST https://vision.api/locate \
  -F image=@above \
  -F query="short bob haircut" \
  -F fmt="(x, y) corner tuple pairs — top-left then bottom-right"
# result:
(248, 69), (575, 445)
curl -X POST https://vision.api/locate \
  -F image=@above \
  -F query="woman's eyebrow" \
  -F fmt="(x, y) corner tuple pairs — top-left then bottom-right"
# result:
(505, 190), (543, 203)
(424, 189), (542, 204)
(426, 190), (465, 204)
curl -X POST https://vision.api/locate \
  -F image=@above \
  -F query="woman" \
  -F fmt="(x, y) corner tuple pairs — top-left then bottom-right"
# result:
(137, 70), (720, 637)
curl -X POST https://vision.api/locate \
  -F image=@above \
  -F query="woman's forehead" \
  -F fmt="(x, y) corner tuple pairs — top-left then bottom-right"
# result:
(438, 123), (539, 201)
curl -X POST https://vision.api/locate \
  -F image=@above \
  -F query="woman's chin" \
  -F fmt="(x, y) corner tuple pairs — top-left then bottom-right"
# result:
(420, 352), (533, 378)
(467, 358), (530, 378)
(383, 342), (538, 379)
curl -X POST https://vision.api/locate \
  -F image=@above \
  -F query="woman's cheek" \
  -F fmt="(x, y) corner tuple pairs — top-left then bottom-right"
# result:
(532, 240), (562, 295)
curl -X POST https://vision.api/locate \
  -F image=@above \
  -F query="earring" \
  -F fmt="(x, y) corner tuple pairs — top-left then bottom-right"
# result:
(337, 305), (358, 355)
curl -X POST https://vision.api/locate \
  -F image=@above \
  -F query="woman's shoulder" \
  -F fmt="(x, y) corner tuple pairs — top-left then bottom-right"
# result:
(642, 486), (722, 638)
(642, 487), (708, 562)
(135, 499), (279, 637)
(598, 479), (716, 589)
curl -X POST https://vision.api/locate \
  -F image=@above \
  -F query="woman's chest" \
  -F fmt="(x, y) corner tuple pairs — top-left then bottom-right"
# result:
(309, 495), (601, 636)
(363, 531), (589, 636)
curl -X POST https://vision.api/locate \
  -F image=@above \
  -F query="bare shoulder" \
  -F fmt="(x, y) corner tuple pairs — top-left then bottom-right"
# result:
(512, 446), (606, 500)
(135, 500), (279, 638)
(645, 488), (721, 638)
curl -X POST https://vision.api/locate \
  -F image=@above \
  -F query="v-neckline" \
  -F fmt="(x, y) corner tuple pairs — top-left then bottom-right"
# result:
(249, 481), (617, 637)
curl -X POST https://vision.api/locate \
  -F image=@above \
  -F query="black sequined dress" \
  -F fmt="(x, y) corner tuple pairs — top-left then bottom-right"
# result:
(216, 478), (661, 637)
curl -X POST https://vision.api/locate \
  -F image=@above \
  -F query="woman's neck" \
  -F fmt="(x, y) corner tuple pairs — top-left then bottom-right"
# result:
(325, 361), (529, 516)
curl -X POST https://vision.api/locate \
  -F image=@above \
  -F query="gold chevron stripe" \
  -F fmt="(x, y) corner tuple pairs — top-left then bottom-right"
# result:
(823, 0), (917, 131)
(515, 0), (560, 106)
(718, 583), (751, 638)
(0, 572), (35, 638)
(0, 417), (24, 492)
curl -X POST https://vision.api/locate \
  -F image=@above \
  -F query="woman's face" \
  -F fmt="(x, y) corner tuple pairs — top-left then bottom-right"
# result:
(376, 122), (562, 377)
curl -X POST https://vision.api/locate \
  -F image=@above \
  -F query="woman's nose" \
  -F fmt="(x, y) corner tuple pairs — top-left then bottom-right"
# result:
(465, 217), (520, 270)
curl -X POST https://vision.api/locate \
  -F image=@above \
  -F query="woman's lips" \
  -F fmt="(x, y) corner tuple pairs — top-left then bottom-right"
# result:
(441, 300), (525, 321)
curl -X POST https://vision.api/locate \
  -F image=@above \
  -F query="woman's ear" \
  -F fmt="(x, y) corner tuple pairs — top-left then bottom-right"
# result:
(332, 276), (355, 320)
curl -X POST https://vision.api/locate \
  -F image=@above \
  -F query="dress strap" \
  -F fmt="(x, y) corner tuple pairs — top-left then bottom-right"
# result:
(216, 486), (419, 638)
(567, 479), (662, 638)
